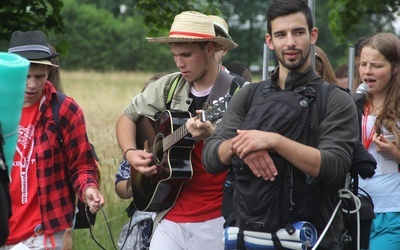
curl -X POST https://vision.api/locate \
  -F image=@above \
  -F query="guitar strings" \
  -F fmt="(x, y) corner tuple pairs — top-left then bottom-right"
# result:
(147, 123), (189, 153)
(146, 99), (225, 154)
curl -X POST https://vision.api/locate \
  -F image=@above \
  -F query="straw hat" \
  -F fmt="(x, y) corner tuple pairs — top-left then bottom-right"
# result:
(208, 15), (233, 41)
(146, 11), (237, 51)
(8, 30), (58, 67)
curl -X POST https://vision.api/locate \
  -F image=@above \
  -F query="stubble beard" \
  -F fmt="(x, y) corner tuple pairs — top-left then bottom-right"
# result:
(278, 48), (310, 71)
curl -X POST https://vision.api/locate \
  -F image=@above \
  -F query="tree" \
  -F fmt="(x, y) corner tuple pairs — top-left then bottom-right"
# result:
(0, 0), (66, 40)
(328, 0), (399, 44)
(220, 0), (273, 70)
(2, 0), (399, 72)
(76, 0), (222, 36)
(58, 0), (174, 71)
(76, 0), (137, 16)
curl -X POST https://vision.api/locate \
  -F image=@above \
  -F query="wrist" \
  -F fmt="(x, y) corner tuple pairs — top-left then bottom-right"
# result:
(82, 185), (98, 202)
(124, 147), (136, 159)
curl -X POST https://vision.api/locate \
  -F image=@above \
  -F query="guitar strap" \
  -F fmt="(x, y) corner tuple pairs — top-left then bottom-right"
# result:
(205, 69), (235, 105)
(150, 208), (171, 240)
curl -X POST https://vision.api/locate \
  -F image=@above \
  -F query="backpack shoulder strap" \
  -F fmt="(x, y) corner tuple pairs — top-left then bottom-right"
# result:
(166, 74), (182, 109)
(166, 71), (245, 108)
(229, 75), (247, 96)
(51, 92), (67, 145)
(244, 80), (271, 113)
(52, 92), (100, 162)
(206, 70), (234, 104)
(315, 81), (337, 123)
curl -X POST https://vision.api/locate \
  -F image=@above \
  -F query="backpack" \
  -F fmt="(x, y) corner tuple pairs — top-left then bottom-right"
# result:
(51, 92), (101, 229)
(229, 80), (324, 236)
(223, 80), (377, 248)
(0, 124), (11, 246)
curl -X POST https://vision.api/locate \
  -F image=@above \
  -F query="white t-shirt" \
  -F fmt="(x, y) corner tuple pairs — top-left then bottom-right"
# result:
(359, 115), (400, 213)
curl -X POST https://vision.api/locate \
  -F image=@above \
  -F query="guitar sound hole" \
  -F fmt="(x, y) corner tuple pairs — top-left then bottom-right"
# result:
(154, 132), (164, 165)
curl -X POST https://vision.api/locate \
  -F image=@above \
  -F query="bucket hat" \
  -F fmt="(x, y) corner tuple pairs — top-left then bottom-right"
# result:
(8, 30), (58, 67)
(146, 11), (237, 51)
(208, 15), (233, 41)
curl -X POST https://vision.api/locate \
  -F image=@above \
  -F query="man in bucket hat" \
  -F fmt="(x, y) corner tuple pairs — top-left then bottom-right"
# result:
(115, 11), (243, 249)
(2, 30), (104, 250)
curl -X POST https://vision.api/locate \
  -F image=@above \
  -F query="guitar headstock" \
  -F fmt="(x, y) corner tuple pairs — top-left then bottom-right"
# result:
(200, 94), (231, 122)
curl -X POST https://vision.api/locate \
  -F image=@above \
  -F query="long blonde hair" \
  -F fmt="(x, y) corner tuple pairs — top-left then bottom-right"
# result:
(354, 33), (400, 146)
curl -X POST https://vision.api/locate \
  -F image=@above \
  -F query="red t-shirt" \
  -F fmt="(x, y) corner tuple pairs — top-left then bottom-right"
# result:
(165, 140), (227, 222)
(7, 102), (42, 244)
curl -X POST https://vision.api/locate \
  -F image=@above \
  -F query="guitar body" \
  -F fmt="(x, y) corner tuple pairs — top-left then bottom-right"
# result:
(133, 110), (195, 211)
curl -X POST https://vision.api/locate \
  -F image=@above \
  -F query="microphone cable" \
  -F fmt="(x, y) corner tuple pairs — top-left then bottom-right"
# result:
(86, 203), (118, 250)
(85, 202), (140, 250)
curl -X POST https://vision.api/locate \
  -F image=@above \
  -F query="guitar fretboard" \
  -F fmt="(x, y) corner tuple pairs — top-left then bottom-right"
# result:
(146, 96), (228, 154)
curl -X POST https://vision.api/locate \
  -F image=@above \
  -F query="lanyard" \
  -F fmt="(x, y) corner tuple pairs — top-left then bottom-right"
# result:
(362, 103), (375, 149)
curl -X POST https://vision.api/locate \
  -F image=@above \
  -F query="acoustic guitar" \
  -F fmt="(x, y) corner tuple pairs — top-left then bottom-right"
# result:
(132, 96), (230, 212)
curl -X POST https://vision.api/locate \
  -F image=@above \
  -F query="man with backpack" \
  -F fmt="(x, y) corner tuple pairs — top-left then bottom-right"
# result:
(2, 30), (104, 249)
(202, 1), (359, 249)
(116, 11), (245, 249)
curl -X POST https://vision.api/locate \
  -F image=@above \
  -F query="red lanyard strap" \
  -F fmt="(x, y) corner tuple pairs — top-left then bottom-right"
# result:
(362, 103), (375, 149)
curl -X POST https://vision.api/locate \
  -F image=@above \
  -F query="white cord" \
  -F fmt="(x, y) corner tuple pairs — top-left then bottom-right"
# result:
(339, 188), (361, 250)
(311, 188), (361, 250)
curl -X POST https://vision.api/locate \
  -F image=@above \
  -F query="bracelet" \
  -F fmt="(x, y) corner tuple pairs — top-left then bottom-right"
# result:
(124, 147), (136, 159)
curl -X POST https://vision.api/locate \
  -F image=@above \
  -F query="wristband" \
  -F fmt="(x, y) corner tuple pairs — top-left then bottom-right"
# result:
(124, 147), (136, 159)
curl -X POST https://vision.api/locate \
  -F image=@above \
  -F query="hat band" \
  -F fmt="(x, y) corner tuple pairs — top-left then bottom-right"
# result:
(169, 31), (215, 38)
(8, 45), (51, 54)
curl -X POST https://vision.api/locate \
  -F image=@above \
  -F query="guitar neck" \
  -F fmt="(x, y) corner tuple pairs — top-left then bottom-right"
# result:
(148, 96), (229, 154)
(162, 113), (201, 150)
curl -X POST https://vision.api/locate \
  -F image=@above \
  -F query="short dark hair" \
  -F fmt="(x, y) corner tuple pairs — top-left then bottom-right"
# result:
(226, 61), (252, 82)
(267, 0), (313, 36)
(354, 37), (368, 57)
(335, 64), (349, 79)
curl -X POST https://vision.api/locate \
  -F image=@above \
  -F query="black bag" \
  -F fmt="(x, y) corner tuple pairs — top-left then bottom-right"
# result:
(230, 81), (322, 235)
(342, 189), (375, 250)
(51, 92), (99, 229)
(222, 80), (377, 245)
(0, 125), (12, 246)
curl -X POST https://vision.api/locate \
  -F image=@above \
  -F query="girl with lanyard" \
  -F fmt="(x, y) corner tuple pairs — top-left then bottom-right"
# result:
(356, 32), (400, 249)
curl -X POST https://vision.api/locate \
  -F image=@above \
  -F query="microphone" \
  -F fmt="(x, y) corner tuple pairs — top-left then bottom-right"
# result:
(352, 83), (369, 137)
(356, 83), (369, 95)
(353, 83), (368, 109)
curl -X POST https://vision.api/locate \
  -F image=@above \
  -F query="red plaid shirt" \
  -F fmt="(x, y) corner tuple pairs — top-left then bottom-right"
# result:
(34, 82), (99, 234)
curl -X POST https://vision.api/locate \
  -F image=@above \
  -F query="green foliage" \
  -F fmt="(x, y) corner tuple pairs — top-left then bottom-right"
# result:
(220, 0), (272, 68)
(1, 0), (399, 72)
(76, 0), (221, 36)
(57, 0), (174, 71)
(133, 0), (221, 36)
(0, 0), (65, 40)
(314, 0), (348, 69)
(328, 0), (399, 44)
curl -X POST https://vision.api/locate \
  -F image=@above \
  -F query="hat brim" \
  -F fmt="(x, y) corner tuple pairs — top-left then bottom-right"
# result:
(213, 25), (233, 41)
(30, 60), (58, 67)
(146, 36), (238, 51)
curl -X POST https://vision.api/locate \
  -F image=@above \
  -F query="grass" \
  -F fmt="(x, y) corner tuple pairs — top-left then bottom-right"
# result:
(62, 70), (155, 250)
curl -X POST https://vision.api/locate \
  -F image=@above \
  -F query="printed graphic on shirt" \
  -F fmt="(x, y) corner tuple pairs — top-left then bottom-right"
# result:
(15, 124), (35, 204)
